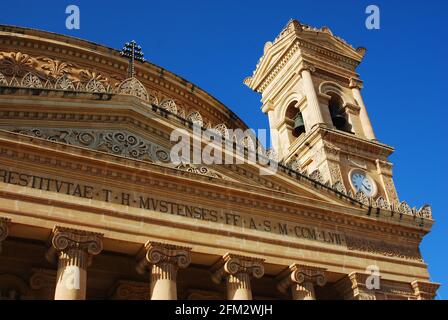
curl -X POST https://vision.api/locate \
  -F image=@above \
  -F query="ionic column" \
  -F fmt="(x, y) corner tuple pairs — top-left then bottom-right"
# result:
(211, 253), (264, 300)
(349, 78), (376, 140)
(299, 62), (325, 128)
(136, 242), (191, 300)
(277, 264), (326, 300)
(46, 226), (103, 300)
(0, 217), (10, 253)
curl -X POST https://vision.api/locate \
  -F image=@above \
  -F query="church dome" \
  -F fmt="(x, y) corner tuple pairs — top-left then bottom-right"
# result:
(0, 25), (249, 133)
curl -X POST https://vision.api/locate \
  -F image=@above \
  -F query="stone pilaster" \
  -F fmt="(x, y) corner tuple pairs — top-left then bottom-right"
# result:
(411, 281), (440, 300)
(136, 241), (191, 300)
(277, 264), (327, 300)
(0, 217), (10, 253)
(46, 226), (103, 300)
(211, 253), (265, 300)
(349, 77), (376, 141)
(334, 272), (378, 300)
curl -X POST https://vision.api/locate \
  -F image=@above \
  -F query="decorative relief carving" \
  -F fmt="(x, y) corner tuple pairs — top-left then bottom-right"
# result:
(266, 148), (278, 162)
(417, 205), (432, 220)
(328, 161), (343, 184)
(211, 253), (265, 285)
(117, 77), (149, 101)
(213, 123), (230, 139)
(29, 269), (56, 291)
(332, 181), (347, 194)
(398, 201), (413, 216)
(0, 51), (122, 90)
(186, 111), (204, 126)
(345, 236), (422, 261)
(9, 127), (171, 164)
(309, 169), (324, 184)
(0, 217), (9, 240)
(376, 196), (390, 210)
(355, 190), (370, 206)
(110, 280), (150, 300)
(159, 99), (178, 114)
(175, 163), (223, 179)
(0, 217), (10, 250)
(55, 75), (75, 90)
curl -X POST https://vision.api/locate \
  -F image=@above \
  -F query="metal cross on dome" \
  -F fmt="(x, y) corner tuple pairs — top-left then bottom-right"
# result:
(120, 40), (145, 78)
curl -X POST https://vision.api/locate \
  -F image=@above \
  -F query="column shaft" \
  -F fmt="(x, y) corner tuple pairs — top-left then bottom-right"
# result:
(46, 226), (103, 301)
(226, 273), (252, 300)
(54, 249), (88, 300)
(351, 86), (376, 140)
(291, 281), (316, 300)
(150, 262), (178, 300)
(301, 68), (325, 126)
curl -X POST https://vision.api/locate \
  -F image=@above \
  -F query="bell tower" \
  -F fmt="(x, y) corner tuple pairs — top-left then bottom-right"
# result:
(245, 19), (399, 204)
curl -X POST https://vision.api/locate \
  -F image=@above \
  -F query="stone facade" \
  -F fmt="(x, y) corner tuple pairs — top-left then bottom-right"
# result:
(0, 23), (439, 300)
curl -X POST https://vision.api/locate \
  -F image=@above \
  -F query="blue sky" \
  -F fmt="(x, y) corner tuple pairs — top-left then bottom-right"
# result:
(0, 0), (446, 298)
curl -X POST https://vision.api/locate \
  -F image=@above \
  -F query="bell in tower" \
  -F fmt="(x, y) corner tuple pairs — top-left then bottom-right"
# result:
(328, 94), (347, 131)
(292, 112), (306, 137)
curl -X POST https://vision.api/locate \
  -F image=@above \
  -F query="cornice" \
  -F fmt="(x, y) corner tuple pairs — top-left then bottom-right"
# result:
(247, 37), (361, 93)
(0, 130), (432, 241)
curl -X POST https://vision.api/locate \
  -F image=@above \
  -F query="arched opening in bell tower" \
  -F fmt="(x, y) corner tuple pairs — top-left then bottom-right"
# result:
(285, 101), (306, 138)
(327, 93), (351, 133)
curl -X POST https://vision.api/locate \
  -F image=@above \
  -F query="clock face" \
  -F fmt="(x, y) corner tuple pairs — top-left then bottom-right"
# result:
(350, 170), (377, 197)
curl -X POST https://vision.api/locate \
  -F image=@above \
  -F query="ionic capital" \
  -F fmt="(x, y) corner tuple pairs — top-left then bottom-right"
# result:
(277, 264), (327, 294)
(46, 226), (103, 267)
(136, 241), (192, 274)
(0, 217), (10, 242)
(0, 217), (11, 253)
(211, 253), (265, 284)
(298, 61), (316, 75)
(349, 77), (364, 90)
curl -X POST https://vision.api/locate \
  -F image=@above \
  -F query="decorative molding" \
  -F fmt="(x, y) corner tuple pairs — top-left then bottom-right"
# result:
(175, 163), (223, 179)
(345, 235), (423, 261)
